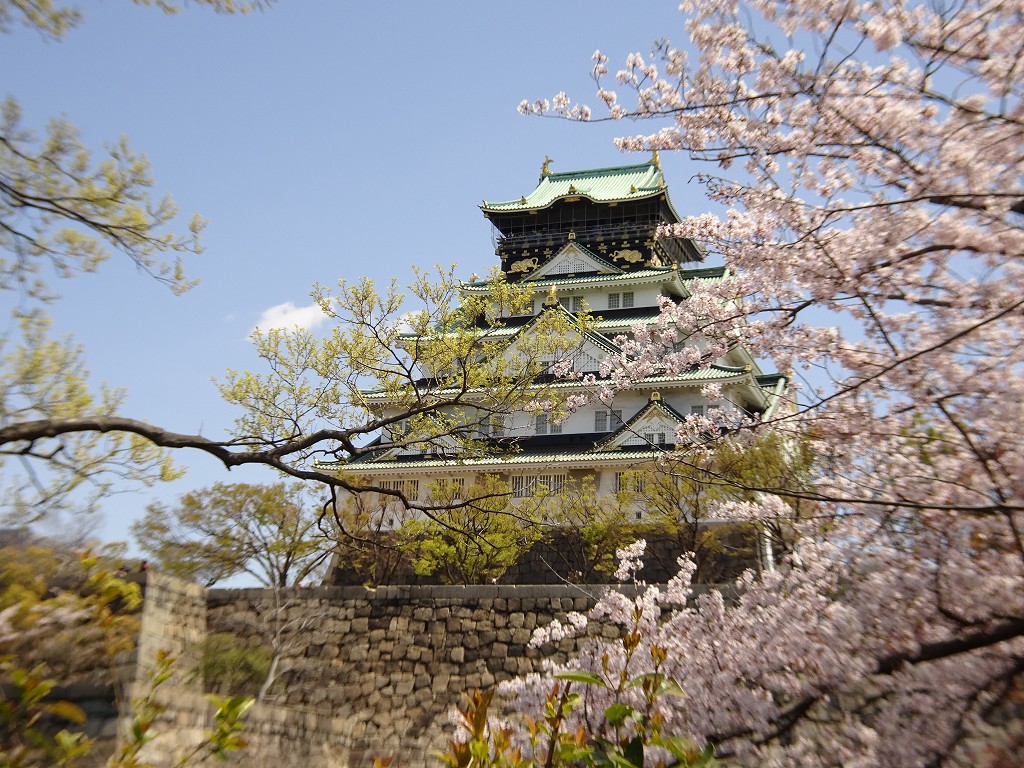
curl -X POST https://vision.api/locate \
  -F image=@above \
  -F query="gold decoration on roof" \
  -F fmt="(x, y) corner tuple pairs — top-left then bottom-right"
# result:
(540, 155), (553, 176)
(568, 184), (577, 194)
(568, 230), (576, 241)
(651, 149), (661, 169)
(650, 391), (662, 401)
(544, 285), (558, 307)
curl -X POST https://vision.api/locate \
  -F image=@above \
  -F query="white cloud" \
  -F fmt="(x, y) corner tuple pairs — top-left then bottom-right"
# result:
(251, 301), (327, 333)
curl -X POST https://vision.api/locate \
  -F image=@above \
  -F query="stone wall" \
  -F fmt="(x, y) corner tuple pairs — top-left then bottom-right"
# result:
(41, 573), (1021, 768)
(206, 584), (630, 766)
(120, 573), (210, 765)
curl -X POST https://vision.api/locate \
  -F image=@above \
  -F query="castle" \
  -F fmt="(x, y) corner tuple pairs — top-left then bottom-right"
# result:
(321, 156), (787, 565)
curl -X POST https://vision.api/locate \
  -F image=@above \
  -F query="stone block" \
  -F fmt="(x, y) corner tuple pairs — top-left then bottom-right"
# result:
(432, 673), (451, 693)
(511, 627), (532, 645)
(479, 629), (497, 645)
(413, 607), (433, 621)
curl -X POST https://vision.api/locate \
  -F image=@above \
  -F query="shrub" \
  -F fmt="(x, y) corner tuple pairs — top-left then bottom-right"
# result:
(200, 633), (271, 696)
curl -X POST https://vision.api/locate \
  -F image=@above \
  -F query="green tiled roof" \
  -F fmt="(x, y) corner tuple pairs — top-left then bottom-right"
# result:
(461, 270), (688, 303)
(360, 365), (750, 400)
(315, 447), (678, 473)
(463, 266), (724, 294)
(482, 161), (673, 213)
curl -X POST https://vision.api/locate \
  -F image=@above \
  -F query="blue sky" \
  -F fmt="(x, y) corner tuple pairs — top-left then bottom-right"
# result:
(2, 1), (708, 549)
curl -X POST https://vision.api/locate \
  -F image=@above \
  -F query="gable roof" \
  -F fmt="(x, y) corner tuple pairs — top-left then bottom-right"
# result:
(527, 242), (623, 279)
(596, 395), (689, 451)
(504, 302), (620, 358)
(481, 159), (680, 219)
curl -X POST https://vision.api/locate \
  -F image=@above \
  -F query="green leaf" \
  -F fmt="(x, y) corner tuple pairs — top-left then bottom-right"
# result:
(604, 748), (642, 768)
(628, 673), (687, 698)
(53, 728), (92, 758)
(43, 700), (87, 725)
(653, 736), (717, 767)
(555, 670), (606, 687)
(652, 734), (696, 759)
(604, 702), (636, 726)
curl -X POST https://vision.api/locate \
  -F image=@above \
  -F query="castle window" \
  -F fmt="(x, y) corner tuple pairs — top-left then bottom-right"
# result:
(429, 477), (465, 502)
(550, 255), (588, 275)
(559, 296), (584, 312)
(608, 292), (634, 309)
(481, 415), (506, 437)
(594, 409), (623, 432)
(512, 473), (567, 498)
(379, 479), (420, 499)
(691, 405), (705, 416)
(643, 432), (667, 445)
(535, 413), (562, 435)
(615, 472), (646, 494)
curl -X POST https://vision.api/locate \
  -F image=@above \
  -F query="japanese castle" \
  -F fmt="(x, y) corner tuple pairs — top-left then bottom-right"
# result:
(332, 156), (787, 524)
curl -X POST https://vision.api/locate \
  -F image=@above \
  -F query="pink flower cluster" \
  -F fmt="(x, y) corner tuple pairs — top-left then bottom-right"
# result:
(514, 0), (1024, 763)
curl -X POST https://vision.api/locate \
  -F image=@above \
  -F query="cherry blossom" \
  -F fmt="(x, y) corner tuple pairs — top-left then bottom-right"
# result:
(510, 0), (1024, 763)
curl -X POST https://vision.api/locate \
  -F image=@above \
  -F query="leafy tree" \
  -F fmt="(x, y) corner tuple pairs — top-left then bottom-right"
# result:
(0, 0), (273, 523)
(534, 474), (647, 584)
(0, 546), (142, 679)
(2, 266), (582, 532)
(513, 0), (1024, 764)
(132, 481), (335, 587)
(199, 633), (272, 697)
(0, 0), (584, 542)
(526, 433), (811, 585)
(399, 476), (543, 585)
(327, 492), (422, 587)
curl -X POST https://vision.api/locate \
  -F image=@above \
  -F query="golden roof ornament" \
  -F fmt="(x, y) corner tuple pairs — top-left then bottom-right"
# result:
(540, 155), (554, 176)
(651, 149), (661, 169)
(544, 285), (558, 307)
